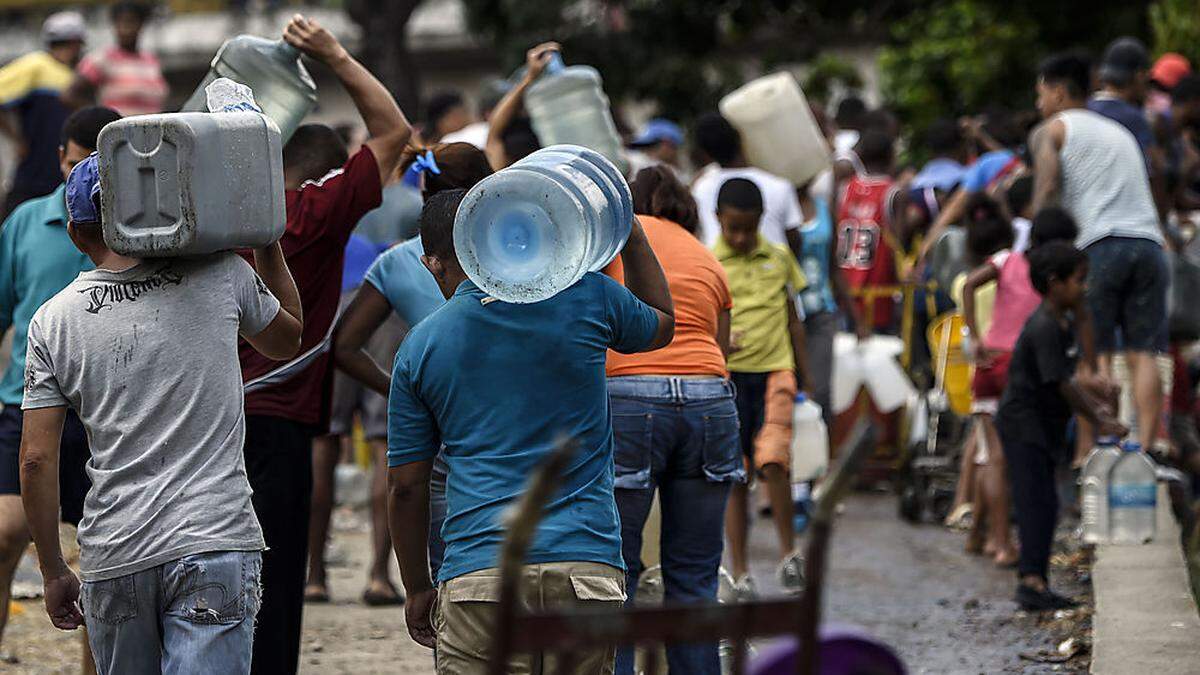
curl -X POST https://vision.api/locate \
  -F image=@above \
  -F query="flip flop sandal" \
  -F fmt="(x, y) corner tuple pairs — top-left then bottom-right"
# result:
(304, 587), (331, 604)
(362, 587), (405, 607)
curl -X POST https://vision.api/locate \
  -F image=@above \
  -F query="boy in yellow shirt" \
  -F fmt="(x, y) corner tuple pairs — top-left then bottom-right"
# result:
(713, 178), (810, 595)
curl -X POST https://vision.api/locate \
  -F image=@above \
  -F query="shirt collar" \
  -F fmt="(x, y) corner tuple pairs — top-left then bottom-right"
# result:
(42, 183), (68, 227)
(713, 234), (772, 262)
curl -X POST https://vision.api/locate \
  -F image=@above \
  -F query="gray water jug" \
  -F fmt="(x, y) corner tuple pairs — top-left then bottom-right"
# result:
(97, 112), (286, 257)
(524, 55), (628, 175)
(181, 36), (317, 143)
(454, 144), (632, 304)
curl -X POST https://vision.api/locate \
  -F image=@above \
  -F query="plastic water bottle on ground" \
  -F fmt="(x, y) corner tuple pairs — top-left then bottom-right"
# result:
(1080, 436), (1122, 544)
(790, 393), (829, 483)
(1108, 442), (1157, 544)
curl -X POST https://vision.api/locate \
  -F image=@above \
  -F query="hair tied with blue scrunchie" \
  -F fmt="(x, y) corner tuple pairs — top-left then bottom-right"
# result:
(410, 150), (442, 177)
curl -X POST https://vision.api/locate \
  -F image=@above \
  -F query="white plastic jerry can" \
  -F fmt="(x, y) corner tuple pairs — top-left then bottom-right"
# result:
(719, 72), (832, 187)
(791, 393), (829, 483)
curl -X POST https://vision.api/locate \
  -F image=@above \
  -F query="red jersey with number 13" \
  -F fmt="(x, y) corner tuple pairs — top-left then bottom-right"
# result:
(837, 175), (899, 329)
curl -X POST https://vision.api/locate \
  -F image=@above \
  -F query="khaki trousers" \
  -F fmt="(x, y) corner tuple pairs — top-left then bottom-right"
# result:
(435, 561), (626, 674)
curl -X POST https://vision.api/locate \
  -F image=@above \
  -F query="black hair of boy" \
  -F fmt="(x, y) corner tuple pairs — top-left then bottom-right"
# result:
(855, 129), (894, 174)
(62, 106), (121, 150)
(716, 177), (763, 213)
(965, 193), (1014, 260)
(1027, 240), (1087, 295)
(283, 124), (349, 183)
(835, 96), (867, 130)
(1038, 52), (1093, 101)
(694, 113), (742, 166)
(1173, 74), (1200, 104)
(1029, 207), (1080, 249)
(419, 188), (468, 259)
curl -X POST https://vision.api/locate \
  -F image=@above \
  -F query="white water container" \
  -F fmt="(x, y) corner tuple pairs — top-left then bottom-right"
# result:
(791, 393), (829, 483)
(524, 55), (628, 175)
(97, 112), (286, 257)
(1080, 436), (1122, 544)
(719, 72), (832, 187)
(1108, 443), (1157, 544)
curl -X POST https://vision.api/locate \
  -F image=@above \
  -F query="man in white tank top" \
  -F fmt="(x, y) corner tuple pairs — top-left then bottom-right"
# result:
(1029, 52), (1167, 457)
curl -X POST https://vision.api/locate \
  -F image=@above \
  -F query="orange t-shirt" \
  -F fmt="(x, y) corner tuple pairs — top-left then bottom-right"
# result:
(605, 216), (733, 377)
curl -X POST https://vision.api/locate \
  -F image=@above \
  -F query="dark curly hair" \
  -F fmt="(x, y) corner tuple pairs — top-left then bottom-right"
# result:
(629, 165), (699, 234)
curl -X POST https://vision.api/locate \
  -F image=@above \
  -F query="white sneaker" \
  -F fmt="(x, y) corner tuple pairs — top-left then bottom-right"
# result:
(731, 574), (758, 602)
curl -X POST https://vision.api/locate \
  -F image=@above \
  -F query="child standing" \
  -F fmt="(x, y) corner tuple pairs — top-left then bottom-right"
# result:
(836, 129), (902, 333)
(714, 178), (810, 595)
(996, 241), (1125, 611)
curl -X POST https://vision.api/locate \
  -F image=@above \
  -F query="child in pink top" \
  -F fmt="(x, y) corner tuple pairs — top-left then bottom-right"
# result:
(961, 206), (1079, 566)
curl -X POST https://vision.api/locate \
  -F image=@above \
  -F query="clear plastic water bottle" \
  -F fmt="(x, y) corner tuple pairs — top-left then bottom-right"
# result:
(181, 35), (317, 143)
(1080, 436), (1122, 544)
(1108, 442), (1157, 544)
(523, 54), (628, 175)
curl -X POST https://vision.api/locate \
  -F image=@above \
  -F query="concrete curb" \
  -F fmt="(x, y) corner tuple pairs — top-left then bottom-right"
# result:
(1091, 485), (1200, 674)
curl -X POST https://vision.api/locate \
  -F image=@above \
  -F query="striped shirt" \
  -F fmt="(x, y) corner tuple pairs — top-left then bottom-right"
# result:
(77, 46), (167, 117)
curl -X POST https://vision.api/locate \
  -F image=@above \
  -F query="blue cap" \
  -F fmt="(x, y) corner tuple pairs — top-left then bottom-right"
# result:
(910, 158), (965, 192)
(629, 118), (684, 148)
(65, 153), (101, 224)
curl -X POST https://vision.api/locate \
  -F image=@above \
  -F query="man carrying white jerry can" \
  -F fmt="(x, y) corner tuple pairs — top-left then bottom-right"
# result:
(19, 151), (303, 672)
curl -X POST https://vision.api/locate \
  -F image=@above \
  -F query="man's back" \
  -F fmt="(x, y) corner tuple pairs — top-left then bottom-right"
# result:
(388, 272), (658, 583)
(23, 253), (279, 581)
(1056, 109), (1160, 248)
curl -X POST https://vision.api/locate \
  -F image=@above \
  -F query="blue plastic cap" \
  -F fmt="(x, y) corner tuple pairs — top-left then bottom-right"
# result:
(1122, 441), (1142, 453)
(794, 392), (807, 403)
(546, 52), (565, 74)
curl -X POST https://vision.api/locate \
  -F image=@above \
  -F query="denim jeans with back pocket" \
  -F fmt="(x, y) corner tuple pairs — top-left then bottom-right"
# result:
(81, 550), (262, 675)
(607, 376), (744, 675)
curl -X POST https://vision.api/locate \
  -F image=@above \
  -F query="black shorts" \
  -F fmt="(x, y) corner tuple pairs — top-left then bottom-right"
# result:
(1085, 236), (1168, 353)
(0, 406), (91, 526)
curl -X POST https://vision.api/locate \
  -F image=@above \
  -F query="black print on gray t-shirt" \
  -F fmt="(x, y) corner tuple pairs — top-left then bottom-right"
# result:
(79, 266), (184, 315)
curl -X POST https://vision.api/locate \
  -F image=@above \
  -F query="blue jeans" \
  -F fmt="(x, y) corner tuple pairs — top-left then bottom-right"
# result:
(81, 550), (262, 675)
(608, 376), (744, 675)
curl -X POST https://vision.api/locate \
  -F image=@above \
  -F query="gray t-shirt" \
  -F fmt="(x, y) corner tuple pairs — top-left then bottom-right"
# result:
(23, 253), (280, 581)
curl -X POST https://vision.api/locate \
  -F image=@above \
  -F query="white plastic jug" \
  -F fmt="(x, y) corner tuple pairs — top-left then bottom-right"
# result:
(1081, 436), (1123, 544)
(719, 72), (832, 187)
(1109, 443), (1157, 544)
(181, 35), (317, 143)
(524, 54), (628, 175)
(832, 332), (864, 414)
(791, 393), (829, 483)
(97, 112), (286, 257)
(859, 335), (914, 413)
(454, 144), (632, 303)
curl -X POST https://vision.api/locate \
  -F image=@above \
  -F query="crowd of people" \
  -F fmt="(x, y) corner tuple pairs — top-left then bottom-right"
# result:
(0, 4), (1193, 675)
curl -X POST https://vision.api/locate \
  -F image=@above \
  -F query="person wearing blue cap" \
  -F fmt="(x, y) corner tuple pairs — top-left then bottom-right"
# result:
(0, 105), (116, 667)
(18, 152), (303, 673)
(627, 117), (685, 178)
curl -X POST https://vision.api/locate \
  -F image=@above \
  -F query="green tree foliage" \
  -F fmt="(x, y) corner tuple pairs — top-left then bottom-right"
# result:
(460, 0), (874, 124)
(1150, 0), (1200, 66)
(879, 0), (1035, 147)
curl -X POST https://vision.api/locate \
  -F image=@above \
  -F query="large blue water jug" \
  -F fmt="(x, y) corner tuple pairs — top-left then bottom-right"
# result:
(454, 145), (632, 304)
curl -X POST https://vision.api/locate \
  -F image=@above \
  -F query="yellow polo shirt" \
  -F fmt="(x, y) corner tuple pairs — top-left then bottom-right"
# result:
(714, 235), (807, 373)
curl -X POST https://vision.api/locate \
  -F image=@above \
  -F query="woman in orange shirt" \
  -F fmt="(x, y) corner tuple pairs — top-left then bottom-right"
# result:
(607, 166), (743, 675)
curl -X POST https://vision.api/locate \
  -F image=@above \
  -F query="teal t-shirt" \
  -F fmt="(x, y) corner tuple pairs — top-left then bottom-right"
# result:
(388, 273), (659, 583)
(0, 184), (93, 406)
(363, 237), (444, 327)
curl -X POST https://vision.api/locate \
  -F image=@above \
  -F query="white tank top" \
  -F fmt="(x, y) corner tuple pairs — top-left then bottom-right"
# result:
(1055, 108), (1161, 249)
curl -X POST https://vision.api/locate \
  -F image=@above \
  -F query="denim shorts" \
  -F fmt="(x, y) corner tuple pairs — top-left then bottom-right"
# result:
(607, 376), (745, 488)
(1084, 236), (1168, 353)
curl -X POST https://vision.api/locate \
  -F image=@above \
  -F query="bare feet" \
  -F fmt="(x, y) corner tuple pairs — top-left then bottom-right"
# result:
(993, 547), (1018, 568)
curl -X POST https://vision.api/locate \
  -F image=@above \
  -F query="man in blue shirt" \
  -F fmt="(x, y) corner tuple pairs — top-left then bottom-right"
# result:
(387, 189), (675, 673)
(0, 105), (118, 662)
